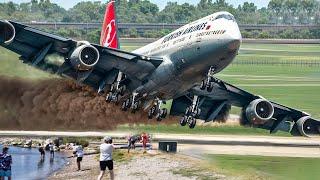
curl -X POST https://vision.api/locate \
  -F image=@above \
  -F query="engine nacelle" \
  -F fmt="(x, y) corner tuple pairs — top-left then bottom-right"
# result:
(0, 20), (15, 44)
(296, 116), (320, 137)
(70, 44), (100, 70)
(245, 99), (274, 124)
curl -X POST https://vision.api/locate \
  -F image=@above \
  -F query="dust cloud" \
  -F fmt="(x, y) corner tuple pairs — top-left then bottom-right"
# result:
(0, 76), (177, 131)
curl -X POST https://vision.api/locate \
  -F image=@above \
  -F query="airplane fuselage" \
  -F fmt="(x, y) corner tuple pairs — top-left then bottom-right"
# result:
(133, 12), (242, 100)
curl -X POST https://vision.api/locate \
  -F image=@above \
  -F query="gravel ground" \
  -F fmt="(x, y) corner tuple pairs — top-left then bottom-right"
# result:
(49, 150), (227, 180)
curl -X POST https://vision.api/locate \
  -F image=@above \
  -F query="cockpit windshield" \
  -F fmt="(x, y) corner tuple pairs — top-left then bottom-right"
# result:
(215, 14), (235, 21)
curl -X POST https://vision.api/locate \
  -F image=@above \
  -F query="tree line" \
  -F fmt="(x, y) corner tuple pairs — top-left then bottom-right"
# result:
(0, 0), (319, 40)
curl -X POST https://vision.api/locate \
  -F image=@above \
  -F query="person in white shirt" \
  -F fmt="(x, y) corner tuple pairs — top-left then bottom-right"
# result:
(97, 136), (114, 180)
(48, 142), (54, 158)
(73, 144), (84, 171)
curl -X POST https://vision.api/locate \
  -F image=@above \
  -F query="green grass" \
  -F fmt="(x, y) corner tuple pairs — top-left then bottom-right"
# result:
(206, 154), (320, 180)
(116, 124), (290, 136)
(0, 47), (53, 79)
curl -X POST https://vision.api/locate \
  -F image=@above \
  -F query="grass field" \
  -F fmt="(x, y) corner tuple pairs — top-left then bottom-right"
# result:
(206, 154), (320, 180)
(0, 42), (320, 132)
(0, 47), (52, 79)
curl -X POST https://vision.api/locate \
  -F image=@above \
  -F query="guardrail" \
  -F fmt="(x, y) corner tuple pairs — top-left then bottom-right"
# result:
(232, 60), (320, 67)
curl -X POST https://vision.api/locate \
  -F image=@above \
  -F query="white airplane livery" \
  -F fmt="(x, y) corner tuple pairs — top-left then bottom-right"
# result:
(0, 1), (319, 137)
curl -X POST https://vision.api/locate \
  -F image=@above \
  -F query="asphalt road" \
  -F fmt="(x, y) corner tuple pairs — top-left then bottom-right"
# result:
(1, 131), (319, 157)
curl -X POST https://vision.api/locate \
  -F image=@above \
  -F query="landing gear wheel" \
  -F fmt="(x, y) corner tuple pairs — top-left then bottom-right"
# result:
(148, 106), (156, 119)
(106, 93), (112, 103)
(200, 80), (206, 90)
(156, 112), (162, 122)
(112, 94), (119, 103)
(208, 76), (214, 82)
(131, 101), (140, 114)
(148, 109), (153, 119)
(110, 84), (116, 93)
(188, 117), (196, 129)
(207, 82), (214, 92)
(125, 98), (131, 108)
(180, 116), (187, 126)
(121, 101), (127, 111)
(119, 85), (126, 96)
(161, 108), (168, 118)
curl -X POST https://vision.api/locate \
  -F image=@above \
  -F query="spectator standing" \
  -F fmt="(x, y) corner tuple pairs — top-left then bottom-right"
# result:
(97, 137), (114, 180)
(49, 142), (54, 158)
(73, 145), (84, 171)
(141, 132), (149, 153)
(38, 143), (45, 160)
(127, 135), (138, 153)
(0, 147), (12, 180)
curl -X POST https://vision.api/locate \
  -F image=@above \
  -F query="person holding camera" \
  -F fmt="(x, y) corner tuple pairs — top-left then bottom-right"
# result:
(97, 136), (114, 180)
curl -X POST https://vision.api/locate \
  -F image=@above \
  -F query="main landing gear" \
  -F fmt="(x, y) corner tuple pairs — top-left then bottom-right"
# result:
(106, 72), (126, 103)
(200, 66), (216, 92)
(180, 95), (201, 129)
(148, 98), (168, 121)
(121, 93), (141, 113)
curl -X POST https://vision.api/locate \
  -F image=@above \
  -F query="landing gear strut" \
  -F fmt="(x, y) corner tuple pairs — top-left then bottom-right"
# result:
(106, 72), (126, 103)
(180, 95), (200, 129)
(148, 98), (168, 121)
(200, 66), (216, 92)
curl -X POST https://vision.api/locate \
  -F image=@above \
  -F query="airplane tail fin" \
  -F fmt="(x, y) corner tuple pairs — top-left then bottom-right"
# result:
(100, 1), (119, 49)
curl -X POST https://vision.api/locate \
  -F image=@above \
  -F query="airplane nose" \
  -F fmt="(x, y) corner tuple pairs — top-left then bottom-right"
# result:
(228, 39), (241, 51)
(227, 24), (242, 51)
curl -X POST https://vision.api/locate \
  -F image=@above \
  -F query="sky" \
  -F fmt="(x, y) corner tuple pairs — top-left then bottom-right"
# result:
(2, 0), (270, 10)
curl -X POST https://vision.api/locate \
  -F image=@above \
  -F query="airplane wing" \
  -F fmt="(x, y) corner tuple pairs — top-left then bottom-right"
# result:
(0, 20), (162, 91)
(170, 78), (320, 137)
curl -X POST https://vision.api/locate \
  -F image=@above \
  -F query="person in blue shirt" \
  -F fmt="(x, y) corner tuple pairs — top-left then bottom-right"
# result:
(0, 146), (12, 180)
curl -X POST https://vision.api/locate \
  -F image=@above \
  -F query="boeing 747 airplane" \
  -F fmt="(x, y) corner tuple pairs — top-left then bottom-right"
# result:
(0, 1), (319, 137)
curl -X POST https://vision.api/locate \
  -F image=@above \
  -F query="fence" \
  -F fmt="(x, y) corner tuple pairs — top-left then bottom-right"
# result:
(232, 59), (320, 67)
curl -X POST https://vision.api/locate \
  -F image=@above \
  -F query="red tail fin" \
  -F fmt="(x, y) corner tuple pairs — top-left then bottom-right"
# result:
(100, 1), (118, 48)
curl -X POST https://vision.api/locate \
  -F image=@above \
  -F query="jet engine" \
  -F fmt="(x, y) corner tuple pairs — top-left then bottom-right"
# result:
(0, 20), (15, 44)
(70, 43), (100, 71)
(245, 99), (274, 124)
(296, 116), (320, 137)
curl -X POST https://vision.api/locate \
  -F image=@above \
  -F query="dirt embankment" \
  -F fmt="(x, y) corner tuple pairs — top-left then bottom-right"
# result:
(0, 77), (177, 131)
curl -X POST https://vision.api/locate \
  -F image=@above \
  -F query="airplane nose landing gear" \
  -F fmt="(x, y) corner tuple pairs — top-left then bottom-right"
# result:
(148, 98), (168, 121)
(200, 66), (217, 92)
(180, 95), (200, 129)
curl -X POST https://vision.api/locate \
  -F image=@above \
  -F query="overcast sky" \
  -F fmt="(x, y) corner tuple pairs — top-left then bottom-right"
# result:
(2, 0), (270, 10)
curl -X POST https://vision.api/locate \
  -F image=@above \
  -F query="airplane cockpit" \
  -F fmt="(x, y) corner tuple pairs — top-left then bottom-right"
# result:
(215, 13), (236, 21)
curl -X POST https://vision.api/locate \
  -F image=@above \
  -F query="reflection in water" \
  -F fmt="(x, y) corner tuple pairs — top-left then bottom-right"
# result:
(0, 145), (66, 179)
(50, 156), (54, 167)
(37, 158), (45, 170)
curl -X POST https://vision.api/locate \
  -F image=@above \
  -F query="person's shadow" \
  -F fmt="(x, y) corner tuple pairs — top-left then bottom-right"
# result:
(37, 158), (45, 170)
(49, 156), (54, 167)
